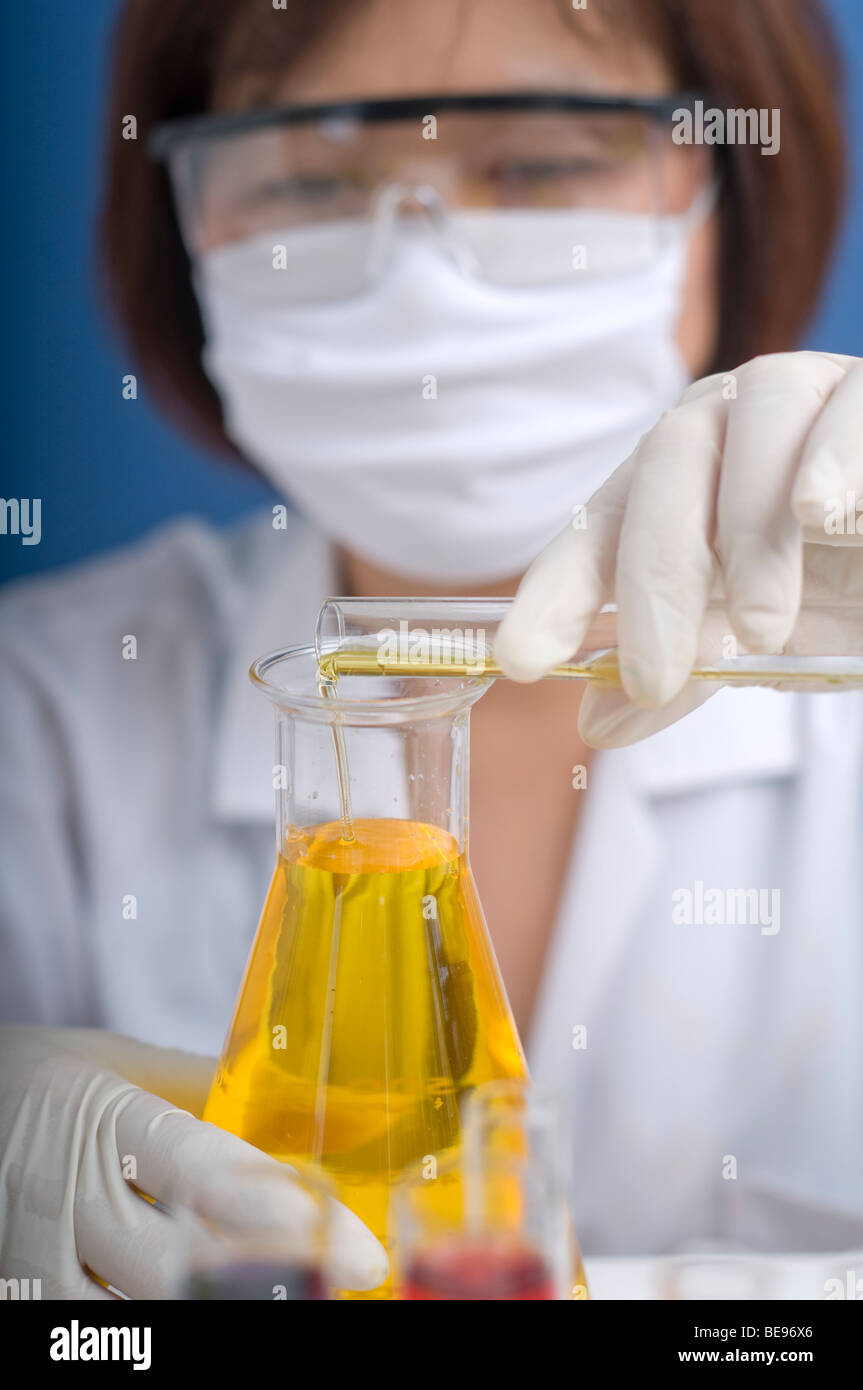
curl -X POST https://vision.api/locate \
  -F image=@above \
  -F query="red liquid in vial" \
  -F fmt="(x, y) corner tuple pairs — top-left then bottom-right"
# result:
(403, 1240), (555, 1300)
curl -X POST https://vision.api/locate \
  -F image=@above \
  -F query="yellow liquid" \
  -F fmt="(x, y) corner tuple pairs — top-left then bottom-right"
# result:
(203, 817), (528, 1297)
(318, 647), (863, 686)
(316, 647), (620, 683)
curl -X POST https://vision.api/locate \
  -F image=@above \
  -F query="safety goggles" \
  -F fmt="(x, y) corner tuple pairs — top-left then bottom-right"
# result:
(150, 92), (711, 299)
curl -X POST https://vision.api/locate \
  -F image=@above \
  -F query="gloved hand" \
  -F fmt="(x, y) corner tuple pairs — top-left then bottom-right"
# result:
(0, 1026), (388, 1299)
(495, 352), (863, 746)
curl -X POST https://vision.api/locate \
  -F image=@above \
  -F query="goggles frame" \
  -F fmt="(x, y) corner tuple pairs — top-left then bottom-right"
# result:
(149, 90), (704, 161)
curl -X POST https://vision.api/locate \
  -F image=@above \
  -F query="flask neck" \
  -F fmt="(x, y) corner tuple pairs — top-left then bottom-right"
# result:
(251, 642), (488, 858)
(272, 702), (475, 857)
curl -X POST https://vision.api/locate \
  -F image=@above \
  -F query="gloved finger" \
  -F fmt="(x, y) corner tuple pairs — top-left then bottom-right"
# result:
(793, 358), (863, 546)
(75, 1185), (180, 1301)
(47, 1071), (201, 1299)
(114, 1088), (272, 1208)
(112, 1090), (388, 1292)
(169, 1156), (392, 1295)
(578, 679), (719, 749)
(796, 543), (863, 626)
(495, 457), (634, 681)
(717, 352), (846, 652)
(0, 1051), (158, 1300)
(614, 386), (723, 706)
(579, 597), (739, 745)
(80, 1174), (390, 1301)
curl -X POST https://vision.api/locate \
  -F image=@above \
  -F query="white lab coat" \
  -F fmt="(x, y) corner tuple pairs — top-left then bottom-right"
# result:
(1, 509), (862, 1255)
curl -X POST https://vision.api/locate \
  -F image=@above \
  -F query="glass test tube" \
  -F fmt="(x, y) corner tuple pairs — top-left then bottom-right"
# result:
(172, 1161), (333, 1301)
(396, 1082), (582, 1300)
(316, 596), (863, 687)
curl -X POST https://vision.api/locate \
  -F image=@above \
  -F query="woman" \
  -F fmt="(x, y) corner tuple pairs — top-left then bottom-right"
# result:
(1, 0), (862, 1297)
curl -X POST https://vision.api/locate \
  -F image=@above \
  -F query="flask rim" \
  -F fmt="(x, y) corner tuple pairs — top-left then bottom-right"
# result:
(250, 642), (491, 720)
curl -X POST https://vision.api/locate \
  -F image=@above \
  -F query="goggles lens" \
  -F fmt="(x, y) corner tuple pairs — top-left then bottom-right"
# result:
(165, 100), (709, 296)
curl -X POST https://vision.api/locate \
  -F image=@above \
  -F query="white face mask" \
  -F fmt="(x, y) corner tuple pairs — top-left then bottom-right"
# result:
(194, 204), (703, 584)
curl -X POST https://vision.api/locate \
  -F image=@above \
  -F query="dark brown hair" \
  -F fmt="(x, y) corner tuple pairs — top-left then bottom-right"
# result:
(100, 0), (846, 459)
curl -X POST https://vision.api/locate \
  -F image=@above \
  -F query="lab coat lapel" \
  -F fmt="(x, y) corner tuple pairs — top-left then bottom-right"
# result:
(526, 686), (801, 1093)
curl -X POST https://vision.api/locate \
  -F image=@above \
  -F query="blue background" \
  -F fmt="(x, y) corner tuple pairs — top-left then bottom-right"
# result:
(2, 0), (862, 581)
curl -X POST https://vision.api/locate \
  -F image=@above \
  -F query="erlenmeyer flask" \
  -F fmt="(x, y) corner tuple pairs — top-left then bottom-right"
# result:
(203, 645), (528, 1298)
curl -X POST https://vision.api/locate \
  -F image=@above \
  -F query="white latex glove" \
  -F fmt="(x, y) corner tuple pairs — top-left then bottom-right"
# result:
(496, 352), (863, 746)
(0, 1026), (388, 1299)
